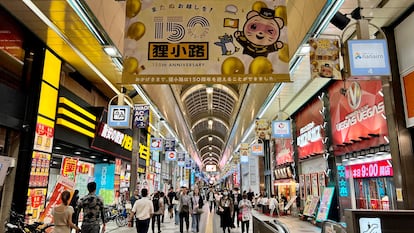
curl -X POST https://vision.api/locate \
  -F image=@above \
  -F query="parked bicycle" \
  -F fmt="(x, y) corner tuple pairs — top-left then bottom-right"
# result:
(5, 209), (54, 233)
(104, 205), (128, 227)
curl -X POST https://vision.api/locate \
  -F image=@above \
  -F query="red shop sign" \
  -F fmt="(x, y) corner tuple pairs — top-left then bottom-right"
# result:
(350, 159), (393, 178)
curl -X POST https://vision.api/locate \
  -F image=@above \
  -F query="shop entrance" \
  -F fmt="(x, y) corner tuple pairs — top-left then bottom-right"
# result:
(354, 177), (395, 210)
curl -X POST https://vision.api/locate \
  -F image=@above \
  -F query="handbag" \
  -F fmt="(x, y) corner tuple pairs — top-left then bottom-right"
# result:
(237, 212), (243, 221)
(196, 209), (204, 215)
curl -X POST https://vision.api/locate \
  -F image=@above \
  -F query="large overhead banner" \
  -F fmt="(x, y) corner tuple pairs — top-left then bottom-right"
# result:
(123, 0), (289, 84)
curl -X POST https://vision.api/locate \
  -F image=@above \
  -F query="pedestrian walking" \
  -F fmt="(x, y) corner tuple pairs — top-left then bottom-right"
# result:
(167, 188), (176, 219)
(76, 182), (106, 233)
(218, 190), (234, 233)
(179, 187), (191, 233)
(151, 191), (163, 233)
(238, 194), (252, 233)
(129, 190), (141, 227)
(269, 195), (279, 217)
(232, 188), (242, 228)
(131, 188), (154, 233)
(69, 189), (79, 228)
(52, 190), (80, 233)
(191, 187), (204, 233)
(207, 188), (215, 212)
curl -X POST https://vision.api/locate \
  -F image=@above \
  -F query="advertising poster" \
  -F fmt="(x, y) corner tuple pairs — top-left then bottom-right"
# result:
(60, 156), (79, 182)
(402, 70), (414, 127)
(122, 0), (289, 85)
(133, 104), (150, 128)
(328, 80), (388, 155)
(94, 164), (115, 204)
(311, 173), (319, 196)
(318, 172), (326, 196)
(305, 174), (312, 197)
(29, 151), (51, 188)
(274, 138), (294, 165)
(255, 119), (271, 140)
(240, 143), (250, 156)
(295, 98), (325, 159)
(316, 187), (335, 222)
(33, 123), (54, 153)
(272, 120), (291, 139)
(303, 195), (320, 216)
(309, 38), (341, 80)
(39, 177), (75, 223)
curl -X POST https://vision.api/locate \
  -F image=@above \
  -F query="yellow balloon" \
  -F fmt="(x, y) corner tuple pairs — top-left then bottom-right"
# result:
(278, 44), (289, 63)
(127, 22), (146, 41)
(124, 57), (139, 74)
(275, 6), (287, 26)
(221, 57), (245, 75)
(252, 1), (267, 12)
(249, 56), (273, 74)
(126, 0), (141, 18)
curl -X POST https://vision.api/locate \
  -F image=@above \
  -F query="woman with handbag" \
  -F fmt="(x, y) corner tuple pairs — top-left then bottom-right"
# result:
(238, 194), (252, 233)
(191, 187), (204, 233)
(218, 190), (234, 233)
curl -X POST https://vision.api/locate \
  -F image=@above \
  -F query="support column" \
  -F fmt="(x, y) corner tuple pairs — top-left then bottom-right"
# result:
(264, 140), (272, 196)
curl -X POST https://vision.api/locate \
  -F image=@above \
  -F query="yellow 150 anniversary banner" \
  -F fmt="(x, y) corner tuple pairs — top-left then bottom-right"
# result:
(122, 0), (289, 84)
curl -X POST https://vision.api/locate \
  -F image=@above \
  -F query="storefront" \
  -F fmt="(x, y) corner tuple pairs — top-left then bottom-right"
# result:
(273, 138), (296, 201)
(328, 80), (396, 213)
(295, 97), (328, 216)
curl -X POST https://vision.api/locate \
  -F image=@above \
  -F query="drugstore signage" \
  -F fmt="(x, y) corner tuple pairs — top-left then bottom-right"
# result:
(122, 0), (290, 84)
(350, 159), (393, 178)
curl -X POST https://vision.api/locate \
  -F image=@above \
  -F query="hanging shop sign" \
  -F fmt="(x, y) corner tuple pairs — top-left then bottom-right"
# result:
(185, 156), (192, 169)
(350, 159), (393, 179)
(272, 120), (291, 139)
(177, 152), (186, 167)
(133, 104), (150, 128)
(329, 80), (388, 155)
(150, 137), (163, 151)
(164, 138), (176, 151)
(60, 157), (79, 182)
(240, 143), (250, 156)
(295, 98), (325, 159)
(122, 0), (289, 84)
(274, 138), (294, 165)
(255, 119), (271, 140)
(108, 105), (131, 128)
(206, 164), (217, 172)
(309, 38), (342, 80)
(347, 39), (391, 77)
(251, 143), (264, 156)
(166, 151), (177, 161)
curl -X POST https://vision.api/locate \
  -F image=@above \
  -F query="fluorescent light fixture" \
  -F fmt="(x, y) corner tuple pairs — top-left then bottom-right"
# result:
(208, 136), (213, 142)
(22, 0), (121, 96)
(54, 146), (62, 150)
(74, 151), (81, 155)
(103, 158), (108, 161)
(206, 87), (214, 94)
(103, 46), (121, 57)
(90, 155), (96, 159)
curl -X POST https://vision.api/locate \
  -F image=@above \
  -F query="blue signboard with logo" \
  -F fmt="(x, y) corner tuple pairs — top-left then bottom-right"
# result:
(272, 120), (292, 138)
(347, 39), (391, 76)
(108, 105), (131, 128)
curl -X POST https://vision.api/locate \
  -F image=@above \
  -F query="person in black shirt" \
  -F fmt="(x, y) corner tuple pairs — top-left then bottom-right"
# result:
(167, 187), (176, 219)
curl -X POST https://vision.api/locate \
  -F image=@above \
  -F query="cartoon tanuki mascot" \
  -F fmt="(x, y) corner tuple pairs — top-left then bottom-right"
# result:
(234, 8), (284, 58)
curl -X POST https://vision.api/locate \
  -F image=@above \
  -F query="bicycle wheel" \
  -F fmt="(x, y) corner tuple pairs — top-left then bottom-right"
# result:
(115, 215), (127, 227)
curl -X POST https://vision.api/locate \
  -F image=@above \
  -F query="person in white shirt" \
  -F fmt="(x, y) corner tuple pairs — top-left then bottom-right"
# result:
(131, 188), (154, 233)
(268, 195), (279, 217)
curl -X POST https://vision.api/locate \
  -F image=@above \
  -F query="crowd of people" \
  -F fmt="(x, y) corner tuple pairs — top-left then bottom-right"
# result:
(51, 182), (289, 233)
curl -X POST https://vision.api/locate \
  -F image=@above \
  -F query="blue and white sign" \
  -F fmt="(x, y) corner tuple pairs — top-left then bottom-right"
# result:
(177, 152), (186, 167)
(164, 138), (176, 152)
(272, 120), (291, 138)
(348, 39), (391, 76)
(108, 105), (131, 128)
(133, 104), (150, 128)
(166, 151), (176, 161)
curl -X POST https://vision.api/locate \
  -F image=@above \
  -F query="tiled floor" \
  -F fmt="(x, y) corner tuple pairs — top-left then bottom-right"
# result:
(104, 205), (321, 233)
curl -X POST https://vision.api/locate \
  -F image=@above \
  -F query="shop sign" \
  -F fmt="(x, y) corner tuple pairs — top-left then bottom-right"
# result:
(350, 159), (393, 178)
(177, 152), (186, 167)
(122, 1), (289, 85)
(348, 39), (390, 76)
(272, 120), (291, 138)
(60, 157), (79, 182)
(185, 157), (192, 170)
(255, 119), (271, 140)
(164, 138), (176, 151)
(297, 121), (324, 158)
(150, 138), (163, 151)
(274, 138), (294, 165)
(108, 105), (131, 129)
(309, 38), (342, 80)
(30, 188), (45, 209)
(251, 143), (264, 156)
(337, 165), (349, 197)
(133, 104), (150, 128)
(96, 123), (133, 151)
(328, 80), (388, 155)
(240, 143), (250, 156)
(166, 151), (176, 161)
(34, 123), (54, 153)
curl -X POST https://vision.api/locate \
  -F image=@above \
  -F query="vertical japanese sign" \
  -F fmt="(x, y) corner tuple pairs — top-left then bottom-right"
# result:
(309, 38), (342, 80)
(60, 157), (79, 182)
(337, 165), (349, 197)
(123, 0), (289, 84)
(33, 123), (54, 153)
(133, 104), (150, 128)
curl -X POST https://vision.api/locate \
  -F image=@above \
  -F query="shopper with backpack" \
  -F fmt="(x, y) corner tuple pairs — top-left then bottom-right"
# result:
(151, 191), (163, 233)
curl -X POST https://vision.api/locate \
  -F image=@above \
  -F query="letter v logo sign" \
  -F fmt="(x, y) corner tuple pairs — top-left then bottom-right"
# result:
(347, 82), (362, 109)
